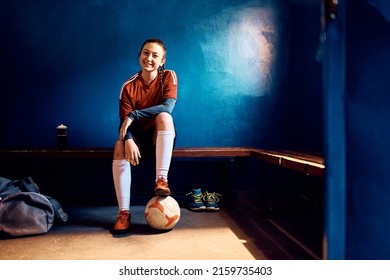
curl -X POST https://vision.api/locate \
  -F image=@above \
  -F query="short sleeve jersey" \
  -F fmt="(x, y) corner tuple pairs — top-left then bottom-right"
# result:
(119, 70), (178, 119)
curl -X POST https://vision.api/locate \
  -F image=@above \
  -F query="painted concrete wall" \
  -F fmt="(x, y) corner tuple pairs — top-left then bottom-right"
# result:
(1, 0), (322, 152)
(345, 0), (390, 260)
(324, 0), (390, 259)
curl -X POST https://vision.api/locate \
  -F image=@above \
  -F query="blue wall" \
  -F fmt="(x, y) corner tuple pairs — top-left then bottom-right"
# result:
(345, 0), (390, 259)
(324, 0), (390, 259)
(288, 1), (323, 152)
(1, 0), (323, 151)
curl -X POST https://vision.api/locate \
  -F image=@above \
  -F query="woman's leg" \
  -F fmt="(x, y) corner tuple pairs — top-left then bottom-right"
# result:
(154, 113), (175, 195)
(112, 139), (131, 230)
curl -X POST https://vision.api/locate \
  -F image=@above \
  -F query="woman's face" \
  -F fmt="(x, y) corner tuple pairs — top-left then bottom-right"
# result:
(139, 42), (166, 73)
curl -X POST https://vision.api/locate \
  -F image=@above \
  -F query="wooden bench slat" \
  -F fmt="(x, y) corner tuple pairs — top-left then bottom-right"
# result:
(0, 147), (253, 158)
(252, 149), (324, 165)
(0, 149), (114, 158)
(0, 147), (324, 177)
(251, 149), (325, 177)
(173, 147), (252, 158)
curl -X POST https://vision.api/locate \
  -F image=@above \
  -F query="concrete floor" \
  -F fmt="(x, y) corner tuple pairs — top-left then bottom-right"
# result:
(0, 191), (322, 260)
(0, 205), (262, 260)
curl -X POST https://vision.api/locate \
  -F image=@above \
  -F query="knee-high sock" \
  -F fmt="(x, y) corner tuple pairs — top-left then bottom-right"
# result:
(112, 159), (131, 211)
(156, 130), (174, 181)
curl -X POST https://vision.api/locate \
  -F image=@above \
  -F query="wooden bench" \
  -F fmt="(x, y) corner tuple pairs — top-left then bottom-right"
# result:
(0, 147), (324, 176)
(0, 146), (324, 202)
(0, 147), (324, 207)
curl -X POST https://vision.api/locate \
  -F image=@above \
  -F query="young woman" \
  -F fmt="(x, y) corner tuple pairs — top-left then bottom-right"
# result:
(112, 38), (178, 231)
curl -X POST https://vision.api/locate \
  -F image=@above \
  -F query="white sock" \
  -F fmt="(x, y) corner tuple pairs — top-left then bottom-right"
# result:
(112, 159), (131, 211)
(156, 130), (174, 181)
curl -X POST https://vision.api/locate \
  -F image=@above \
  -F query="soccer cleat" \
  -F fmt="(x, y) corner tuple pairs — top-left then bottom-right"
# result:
(203, 191), (222, 211)
(154, 176), (171, 196)
(186, 188), (206, 211)
(114, 210), (131, 231)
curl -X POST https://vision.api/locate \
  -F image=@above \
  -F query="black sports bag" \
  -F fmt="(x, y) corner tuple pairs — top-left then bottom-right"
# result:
(0, 176), (68, 238)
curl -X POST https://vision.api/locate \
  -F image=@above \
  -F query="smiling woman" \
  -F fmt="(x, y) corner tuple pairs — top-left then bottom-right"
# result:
(112, 38), (178, 233)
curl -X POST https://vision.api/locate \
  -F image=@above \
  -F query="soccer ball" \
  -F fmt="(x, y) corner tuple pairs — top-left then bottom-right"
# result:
(144, 196), (181, 230)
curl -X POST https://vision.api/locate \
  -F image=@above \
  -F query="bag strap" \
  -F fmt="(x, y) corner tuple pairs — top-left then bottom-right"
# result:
(1, 176), (41, 194)
(17, 176), (40, 193)
(0, 177), (12, 193)
(45, 195), (69, 223)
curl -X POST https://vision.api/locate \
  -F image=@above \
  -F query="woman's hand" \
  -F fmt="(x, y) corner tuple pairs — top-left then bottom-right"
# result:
(119, 117), (132, 141)
(124, 139), (141, 166)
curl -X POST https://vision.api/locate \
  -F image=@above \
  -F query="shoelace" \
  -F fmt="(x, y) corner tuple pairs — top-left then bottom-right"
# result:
(156, 175), (166, 183)
(203, 192), (222, 203)
(155, 175), (168, 188)
(186, 192), (204, 203)
(117, 211), (129, 223)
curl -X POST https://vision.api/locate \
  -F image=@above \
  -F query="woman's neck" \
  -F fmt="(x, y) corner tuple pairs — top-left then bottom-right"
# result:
(141, 70), (158, 84)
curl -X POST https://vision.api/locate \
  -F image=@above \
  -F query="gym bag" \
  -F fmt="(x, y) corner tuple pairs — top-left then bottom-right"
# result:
(0, 176), (68, 238)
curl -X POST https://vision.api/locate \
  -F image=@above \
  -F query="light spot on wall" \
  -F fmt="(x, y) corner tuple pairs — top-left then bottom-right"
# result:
(195, 5), (277, 97)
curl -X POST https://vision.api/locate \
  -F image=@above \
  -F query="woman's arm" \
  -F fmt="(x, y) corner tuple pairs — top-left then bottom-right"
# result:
(127, 98), (176, 121)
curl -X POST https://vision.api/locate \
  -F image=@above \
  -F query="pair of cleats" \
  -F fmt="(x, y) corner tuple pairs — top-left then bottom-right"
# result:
(114, 176), (170, 231)
(186, 188), (222, 211)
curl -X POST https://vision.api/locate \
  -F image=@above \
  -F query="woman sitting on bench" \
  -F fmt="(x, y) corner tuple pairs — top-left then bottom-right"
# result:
(112, 38), (178, 232)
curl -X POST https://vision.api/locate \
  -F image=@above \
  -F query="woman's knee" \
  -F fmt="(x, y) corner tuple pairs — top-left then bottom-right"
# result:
(113, 140), (125, 160)
(156, 112), (174, 130)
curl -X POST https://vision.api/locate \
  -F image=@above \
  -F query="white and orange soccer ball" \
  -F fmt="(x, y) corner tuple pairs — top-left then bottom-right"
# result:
(144, 196), (181, 230)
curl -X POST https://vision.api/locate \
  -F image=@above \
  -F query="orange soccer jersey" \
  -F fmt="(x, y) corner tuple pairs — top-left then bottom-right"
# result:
(119, 70), (178, 119)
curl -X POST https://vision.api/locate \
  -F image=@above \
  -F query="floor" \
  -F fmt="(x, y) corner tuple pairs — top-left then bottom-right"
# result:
(0, 191), (323, 260)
